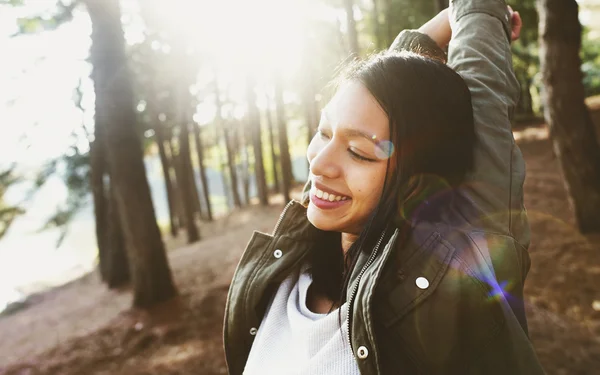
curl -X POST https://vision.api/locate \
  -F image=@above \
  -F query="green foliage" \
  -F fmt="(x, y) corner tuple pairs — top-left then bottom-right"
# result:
(582, 30), (600, 97)
(42, 147), (90, 246)
(9, 0), (77, 36)
(0, 0), (25, 6)
(0, 168), (24, 239)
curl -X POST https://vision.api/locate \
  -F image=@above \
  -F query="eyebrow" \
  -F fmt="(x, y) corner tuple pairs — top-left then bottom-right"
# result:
(320, 109), (385, 146)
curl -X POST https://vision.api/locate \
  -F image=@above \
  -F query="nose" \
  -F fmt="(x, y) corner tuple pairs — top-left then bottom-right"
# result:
(307, 138), (342, 180)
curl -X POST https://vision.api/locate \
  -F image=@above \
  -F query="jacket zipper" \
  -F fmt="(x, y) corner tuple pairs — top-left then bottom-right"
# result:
(272, 200), (295, 236)
(346, 229), (387, 352)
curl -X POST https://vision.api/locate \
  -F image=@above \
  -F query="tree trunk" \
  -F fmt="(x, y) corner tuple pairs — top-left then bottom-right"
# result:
(176, 123), (201, 242)
(239, 124), (252, 205)
(246, 74), (269, 205)
(166, 137), (186, 227)
(186, 149), (203, 219)
(302, 77), (319, 155)
(105, 183), (130, 288)
(434, 0), (448, 13)
(538, 0), (600, 233)
(265, 99), (281, 194)
(155, 126), (178, 236)
(214, 80), (242, 208)
(85, 0), (177, 308)
(518, 73), (535, 118)
(223, 124), (241, 207)
(90, 114), (130, 288)
(385, 0), (394, 46)
(343, 0), (360, 58)
(274, 72), (293, 203)
(90, 126), (110, 281)
(372, 0), (382, 49)
(191, 122), (213, 221)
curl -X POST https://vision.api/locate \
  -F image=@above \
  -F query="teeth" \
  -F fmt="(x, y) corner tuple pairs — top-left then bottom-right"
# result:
(313, 187), (348, 202)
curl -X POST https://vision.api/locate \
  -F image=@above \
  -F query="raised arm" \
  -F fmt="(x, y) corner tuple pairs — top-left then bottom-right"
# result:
(447, 0), (526, 242)
(390, 3), (528, 246)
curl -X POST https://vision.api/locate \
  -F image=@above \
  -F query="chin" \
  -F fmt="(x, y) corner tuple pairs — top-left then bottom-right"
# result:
(306, 204), (340, 232)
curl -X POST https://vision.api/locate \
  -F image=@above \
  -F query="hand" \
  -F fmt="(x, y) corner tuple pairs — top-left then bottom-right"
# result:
(420, 6), (522, 48)
(507, 6), (522, 42)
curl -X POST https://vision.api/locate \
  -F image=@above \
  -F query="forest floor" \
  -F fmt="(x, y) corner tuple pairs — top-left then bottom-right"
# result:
(2, 124), (600, 375)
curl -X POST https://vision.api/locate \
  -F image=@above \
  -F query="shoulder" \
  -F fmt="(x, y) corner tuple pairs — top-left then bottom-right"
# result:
(374, 221), (530, 372)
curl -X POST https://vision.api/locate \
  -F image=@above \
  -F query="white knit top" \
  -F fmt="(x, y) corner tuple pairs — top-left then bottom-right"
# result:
(243, 263), (360, 375)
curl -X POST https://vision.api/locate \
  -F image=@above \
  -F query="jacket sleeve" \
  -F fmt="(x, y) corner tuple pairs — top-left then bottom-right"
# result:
(388, 2), (529, 246)
(447, 0), (528, 242)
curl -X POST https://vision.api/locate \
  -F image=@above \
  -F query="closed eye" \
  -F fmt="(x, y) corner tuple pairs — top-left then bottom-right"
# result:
(349, 149), (376, 162)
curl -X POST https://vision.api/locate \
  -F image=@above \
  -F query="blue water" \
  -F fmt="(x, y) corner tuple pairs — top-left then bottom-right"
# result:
(0, 154), (308, 312)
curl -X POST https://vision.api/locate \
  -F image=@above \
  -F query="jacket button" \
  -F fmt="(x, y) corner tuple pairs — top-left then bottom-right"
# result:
(356, 346), (369, 359)
(416, 276), (429, 289)
(273, 249), (283, 258)
(249, 327), (258, 335)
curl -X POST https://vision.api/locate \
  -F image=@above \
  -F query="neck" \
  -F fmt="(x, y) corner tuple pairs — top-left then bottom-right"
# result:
(341, 232), (359, 254)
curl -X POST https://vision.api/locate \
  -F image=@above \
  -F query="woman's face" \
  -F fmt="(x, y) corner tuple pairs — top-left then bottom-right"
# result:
(306, 81), (391, 234)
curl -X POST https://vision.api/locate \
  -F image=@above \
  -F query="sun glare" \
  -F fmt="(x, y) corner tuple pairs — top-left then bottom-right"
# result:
(150, 0), (306, 79)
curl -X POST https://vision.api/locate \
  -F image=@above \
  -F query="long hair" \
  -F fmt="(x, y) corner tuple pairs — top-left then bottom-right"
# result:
(308, 50), (476, 310)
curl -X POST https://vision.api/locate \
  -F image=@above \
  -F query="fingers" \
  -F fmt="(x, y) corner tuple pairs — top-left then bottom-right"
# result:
(507, 6), (522, 42)
(511, 11), (522, 41)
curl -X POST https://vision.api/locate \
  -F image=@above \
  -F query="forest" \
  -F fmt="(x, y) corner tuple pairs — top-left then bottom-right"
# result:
(1, 0), (600, 374)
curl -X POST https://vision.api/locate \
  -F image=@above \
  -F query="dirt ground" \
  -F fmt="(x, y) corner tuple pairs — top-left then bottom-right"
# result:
(1, 126), (600, 375)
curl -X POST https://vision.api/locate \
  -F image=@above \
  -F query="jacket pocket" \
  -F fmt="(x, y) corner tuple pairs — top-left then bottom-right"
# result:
(379, 232), (456, 328)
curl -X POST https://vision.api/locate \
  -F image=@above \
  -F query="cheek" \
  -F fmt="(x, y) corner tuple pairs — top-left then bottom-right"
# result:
(306, 137), (319, 162)
(352, 166), (387, 204)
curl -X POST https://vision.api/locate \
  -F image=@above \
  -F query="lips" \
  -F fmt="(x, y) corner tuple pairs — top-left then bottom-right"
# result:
(313, 186), (348, 202)
(310, 181), (351, 210)
(312, 181), (351, 201)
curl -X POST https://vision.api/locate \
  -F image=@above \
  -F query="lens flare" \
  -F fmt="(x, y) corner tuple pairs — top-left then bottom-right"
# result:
(375, 140), (394, 160)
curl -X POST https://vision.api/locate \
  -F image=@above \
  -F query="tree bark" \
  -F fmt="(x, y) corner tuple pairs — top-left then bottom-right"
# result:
(105, 183), (130, 288)
(239, 123), (252, 205)
(191, 122), (213, 221)
(264, 99), (281, 194)
(214, 80), (242, 208)
(372, 0), (382, 49)
(186, 149), (203, 219)
(385, 0), (394, 46)
(343, 0), (360, 58)
(538, 0), (600, 233)
(90, 120), (130, 288)
(90, 126), (110, 281)
(223, 124), (241, 207)
(246, 74), (269, 205)
(86, 0), (177, 308)
(166, 137), (186, 227)
(155, 126), (178, 236)
(274, 72), (293, 203)
(434, 0), (448, 14)
(176, 123), (201, 242)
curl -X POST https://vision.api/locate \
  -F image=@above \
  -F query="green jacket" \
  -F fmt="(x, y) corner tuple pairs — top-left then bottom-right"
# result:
(223, 0), (545, 373)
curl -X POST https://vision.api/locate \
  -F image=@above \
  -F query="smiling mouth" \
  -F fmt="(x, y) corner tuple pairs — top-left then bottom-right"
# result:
(312, 187), (351, 202)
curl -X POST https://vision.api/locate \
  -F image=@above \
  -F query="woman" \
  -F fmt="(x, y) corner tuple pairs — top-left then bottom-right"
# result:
(224, 1), (546, 374)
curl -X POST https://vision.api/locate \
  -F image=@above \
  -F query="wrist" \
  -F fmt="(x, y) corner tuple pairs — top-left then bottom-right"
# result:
(418, 9), (451, 49)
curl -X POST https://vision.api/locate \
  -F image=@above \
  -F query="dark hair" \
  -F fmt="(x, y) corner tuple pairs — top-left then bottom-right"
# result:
(308, 50), (476, 310)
